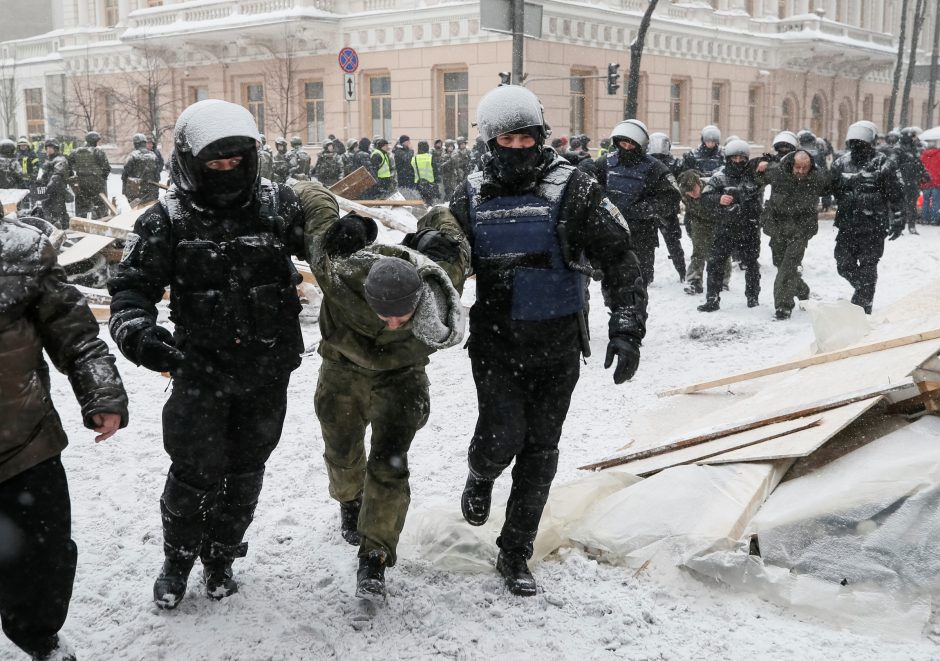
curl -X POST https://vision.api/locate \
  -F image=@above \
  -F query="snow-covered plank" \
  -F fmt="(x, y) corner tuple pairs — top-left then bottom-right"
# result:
(606, 415), (823, 477)
(699, 396), (882, 465)
(57, 233), (114, 267)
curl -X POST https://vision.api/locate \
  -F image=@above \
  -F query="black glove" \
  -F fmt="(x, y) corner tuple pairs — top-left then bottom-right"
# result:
(402, 228), (461, 263)
(135, 326), (184, 373)
(322, 214), (378, 258)
(604, 337), (640, 385)
(888, 212), (904, 241)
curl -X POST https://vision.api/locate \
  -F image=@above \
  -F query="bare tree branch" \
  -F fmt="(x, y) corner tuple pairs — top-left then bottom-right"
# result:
(110, 38), (180, 143)
(0, 55), (19, 138)
(888, 0), (911, 130)
(900, 0), (928, 126)
(624, 0), (660, 120)
(258, 29), (304, 139)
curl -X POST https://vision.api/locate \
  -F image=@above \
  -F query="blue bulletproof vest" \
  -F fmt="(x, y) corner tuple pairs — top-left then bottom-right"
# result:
(605, 152), (655, 213)
(466, 163), (586, 321)
(690, 146), (723, 176)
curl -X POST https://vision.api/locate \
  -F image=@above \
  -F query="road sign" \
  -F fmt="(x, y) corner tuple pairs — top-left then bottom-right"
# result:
(343, 73), (356, 101)
(338, 47), (359, 73)
(480, 0), (543, 39)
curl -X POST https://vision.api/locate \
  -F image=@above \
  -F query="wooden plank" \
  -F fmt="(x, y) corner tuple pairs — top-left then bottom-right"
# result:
(68, 217), (134, 240)
(579, 383), (912, 472)
(1, 188), (29, 215)
(334, 195), (415, 233)
(328, 166), (376, 200)
(698, 396), (882, 465)
(99, 192), (119, 216)
(354, 199), (425, 207)
(607, 416), (824, 477)
(293, 260), (316, 285)
(658, 328), (940, 397)
(88, 304), (110, 322)
(57, 234), (114, 267)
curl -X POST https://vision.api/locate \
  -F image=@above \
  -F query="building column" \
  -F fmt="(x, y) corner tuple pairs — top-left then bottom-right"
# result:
(77, 0), (89, 26)
(848, 0), (861, 27)
(794, 0), (810, 16)
(118, 0), (129, 26)
(762, 0), (779, 18)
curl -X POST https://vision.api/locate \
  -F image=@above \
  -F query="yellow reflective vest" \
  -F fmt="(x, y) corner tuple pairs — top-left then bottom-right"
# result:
(411, 153), (434, 183)
(371, 149), (391, 179)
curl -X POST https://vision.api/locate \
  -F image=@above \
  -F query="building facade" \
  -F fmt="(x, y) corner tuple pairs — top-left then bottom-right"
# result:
(0, 0), (935, 159)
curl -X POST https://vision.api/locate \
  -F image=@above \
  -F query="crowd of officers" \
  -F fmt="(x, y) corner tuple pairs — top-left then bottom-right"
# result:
(1, 86), (934, 661)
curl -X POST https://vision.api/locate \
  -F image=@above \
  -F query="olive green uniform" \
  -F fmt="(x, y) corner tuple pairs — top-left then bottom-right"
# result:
(679, 170), (730, 290)
(762, 152), (831, 312)
(295, 182), (469, 564)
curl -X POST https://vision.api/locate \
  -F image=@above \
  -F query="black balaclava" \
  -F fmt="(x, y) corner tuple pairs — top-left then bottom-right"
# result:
(191, 136), (259, 209)
(775, 144), (795, 158)
(724, 157), (748, 178)
(616, 139), (644, 166)
(489, 126), (543, 186)
(848, 140), (874, 163)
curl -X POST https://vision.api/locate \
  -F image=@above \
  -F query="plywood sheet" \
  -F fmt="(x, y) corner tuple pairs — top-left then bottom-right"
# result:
(58, 234), (114, 267)
(700, 396), (882, 465)
(615, 416), (823, 477)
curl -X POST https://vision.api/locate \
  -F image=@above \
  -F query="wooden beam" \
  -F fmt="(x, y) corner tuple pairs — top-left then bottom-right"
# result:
(579, 384), (911, 471)
(353, 199), (425, 207)
(98, 192), (119, 216)
(334, 195), (415, 234)
(68, 217), (134, 240)
(658, 328), (940, 397)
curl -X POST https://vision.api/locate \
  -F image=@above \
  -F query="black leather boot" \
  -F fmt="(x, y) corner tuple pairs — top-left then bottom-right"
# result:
(697, 297), (720, 312)
(461, 471), (494, 526)
(340, 497), (362, 546)
(202, 540), (245, 600)
(356, 550), (387, 601)
(154, 544), (198, 610)
(496, 549), (537, 597)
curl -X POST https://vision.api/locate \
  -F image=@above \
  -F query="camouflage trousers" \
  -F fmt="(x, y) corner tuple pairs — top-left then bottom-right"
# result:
(314, 358), (430, 566)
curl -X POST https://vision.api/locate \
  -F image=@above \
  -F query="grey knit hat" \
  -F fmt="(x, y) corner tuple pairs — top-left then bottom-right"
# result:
(364, 257), (423, 317)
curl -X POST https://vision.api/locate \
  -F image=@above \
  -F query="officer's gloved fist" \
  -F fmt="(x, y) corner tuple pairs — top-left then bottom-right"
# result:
(604, 337), (641, 385)
(888, 214), (905, 240)
(322, 214), (378, 257)
(402, 228), (461, 263)
(135, 326), (184, 372)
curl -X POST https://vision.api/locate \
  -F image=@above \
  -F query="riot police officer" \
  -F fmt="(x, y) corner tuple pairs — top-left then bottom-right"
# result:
(682, 125), (724, 177)
(450, 85), (647, 597)
(829, 121), (905, 313)
(771, 131), (799, 159)
(896, 127), (929, 235)
(122, 133), (160, 205)
(68, 131), (112, 218)
(312, 140), (343, 187)
(15, 136), (39, 183)
(593, 121), (681, 286)
(258, 135), (274, 180)
(0, 138), (24, 189)
(647, 132), (686, 282)
(108, 99), (307, 610)
(35, 140), (72, 229)
(288, 136), (311, 180)
(698, 139), (765, 312)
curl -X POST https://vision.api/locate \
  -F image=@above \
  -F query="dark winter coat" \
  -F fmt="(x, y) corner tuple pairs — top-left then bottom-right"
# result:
(295, 182), (468, 371)
(393, 143), (414, 188)
(829, 149), (905, 236)
(448, 148), (647, 360)
(0, 155), (24, 189)
(702, 164), (765, 225)
(895, 145), (929, 193)
(0, 218), (128, 483)
(68, 145), (111, 186)
(762, 150), (832, 238)
(108, 181), (307, 386)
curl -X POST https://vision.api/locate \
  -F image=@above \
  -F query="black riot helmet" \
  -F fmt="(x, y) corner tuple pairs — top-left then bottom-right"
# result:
(85, 131), (101, 146)
(0, 139), (14, 157)
(475, 85), (551, 145)
(171, 99), (261, 209)
(132, 133), (147, 149)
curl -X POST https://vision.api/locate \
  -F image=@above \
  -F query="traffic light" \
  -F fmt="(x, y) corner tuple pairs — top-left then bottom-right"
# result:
(607, 63), (620, 95)
(498, 71), (512, 86)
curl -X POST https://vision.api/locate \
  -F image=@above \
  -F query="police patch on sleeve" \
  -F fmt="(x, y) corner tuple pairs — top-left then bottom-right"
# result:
(600, 198), (631, 233)
(121, 232), (140, 262)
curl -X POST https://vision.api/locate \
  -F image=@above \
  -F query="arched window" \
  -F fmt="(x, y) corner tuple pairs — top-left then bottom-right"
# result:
(838, 99), (853, 144)
(811, 93), (826, 137)
(781, 97), (794, 131)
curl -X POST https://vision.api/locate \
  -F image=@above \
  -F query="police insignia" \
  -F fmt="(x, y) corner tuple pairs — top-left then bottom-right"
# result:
(601, 198), (631, 233)
(121, 232), (140, 262)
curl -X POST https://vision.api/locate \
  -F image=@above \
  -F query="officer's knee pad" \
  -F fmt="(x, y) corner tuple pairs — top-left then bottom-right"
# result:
(219, 470), (265, 507)
(161, 472), (215, 518)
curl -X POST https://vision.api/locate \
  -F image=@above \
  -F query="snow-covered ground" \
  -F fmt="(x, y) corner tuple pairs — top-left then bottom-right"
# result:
(5, 216), (940, 660)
